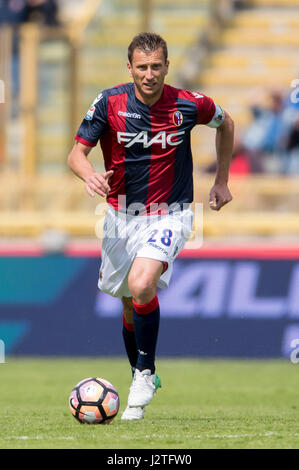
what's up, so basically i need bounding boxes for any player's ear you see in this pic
[165,60,169,75]
[127,61,133,77]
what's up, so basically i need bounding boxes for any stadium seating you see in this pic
[28,0,210,173]
[251,0,299,5]
[1,0,299,240]
[0,171,299,238]
[192,3,299,171]
[80,0,209,99]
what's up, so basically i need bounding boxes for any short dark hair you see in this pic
[128,32,168,64]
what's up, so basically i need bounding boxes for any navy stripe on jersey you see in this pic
[124,85,152,210]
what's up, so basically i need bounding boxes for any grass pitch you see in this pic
[0,357,299,449]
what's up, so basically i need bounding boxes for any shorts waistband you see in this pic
[107,203,191,219]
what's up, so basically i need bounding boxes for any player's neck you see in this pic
[134,84,164,107]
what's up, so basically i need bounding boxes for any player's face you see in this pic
[128,47,169,106]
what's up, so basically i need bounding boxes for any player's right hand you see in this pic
[85,170,114,198]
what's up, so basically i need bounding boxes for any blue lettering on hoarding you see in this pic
[95,261,299,319]
[228,263,287,318]
[157,262,229,318]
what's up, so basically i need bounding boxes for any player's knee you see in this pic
[128,276,156,304]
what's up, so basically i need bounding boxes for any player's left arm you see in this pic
[209,110,234,211]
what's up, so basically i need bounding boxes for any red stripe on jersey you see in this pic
[177,89,216,124]
[146,89,177,211]
[75,135,97,147]
[102,92,128,211]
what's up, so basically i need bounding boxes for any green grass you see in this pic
[0,357,299,449]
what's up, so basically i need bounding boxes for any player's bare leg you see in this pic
[128,257,164,304]
[122,296,134,323]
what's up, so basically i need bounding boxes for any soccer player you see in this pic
[67,33,234,420]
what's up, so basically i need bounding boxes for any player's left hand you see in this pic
[209,183,232,211]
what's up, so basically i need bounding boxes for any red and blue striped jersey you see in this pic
[75,83,224,213]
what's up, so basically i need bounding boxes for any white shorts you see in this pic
[98,205,193,298]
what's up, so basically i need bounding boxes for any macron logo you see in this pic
[138,350,148,356]
[118,110,141,119]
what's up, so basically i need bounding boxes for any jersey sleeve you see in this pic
[205,102,225,128]
[75,92,108,147]
[192,92,225,128]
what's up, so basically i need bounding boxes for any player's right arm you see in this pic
[67,142,113,198]
[67,91,113,197]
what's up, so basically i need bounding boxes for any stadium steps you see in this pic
[1,173,299,237]
[222,29,299,47]
[34,0,210,172]
[1,209,298,238]
[251,0,299,6]
[74,0,210,169]
[210,53,299,69]
[199,7,299,92]
[56,0,84,24]
[10,0,299,238]
[200,70,295,87]
[112,0,211,9]
[84,29,204,48]
[79,4,209,95]
[192,4,299,168]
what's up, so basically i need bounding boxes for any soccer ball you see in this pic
[69,377,119,424]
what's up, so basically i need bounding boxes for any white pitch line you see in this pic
[0,431,295,442]
[141,431,287,440]
[0,436,75,441]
